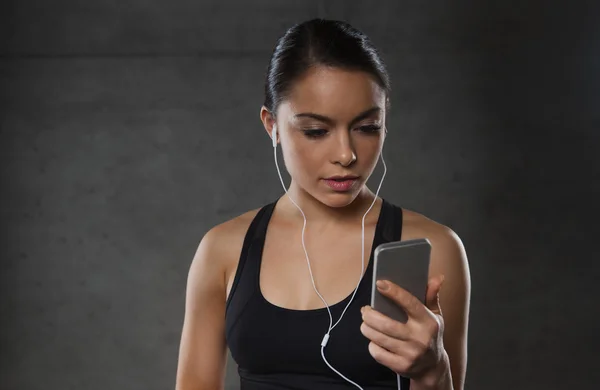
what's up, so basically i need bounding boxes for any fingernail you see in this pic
[376,280,388,290]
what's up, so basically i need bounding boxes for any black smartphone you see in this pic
[370,238,431,323]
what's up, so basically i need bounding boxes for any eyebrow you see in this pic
[293,107,381,127]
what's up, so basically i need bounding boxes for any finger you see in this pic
[361,306,410,340]
[367,341,410,375]
[425,274,445,315]
[360,321,409,354]
[375,280,427,320]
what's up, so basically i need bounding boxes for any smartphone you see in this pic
[370,238,431,323]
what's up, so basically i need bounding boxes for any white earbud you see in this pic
[272,123,278,148]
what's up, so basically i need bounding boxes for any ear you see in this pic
[260,106,276,142]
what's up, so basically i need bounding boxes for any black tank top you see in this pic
[225,198,409,390]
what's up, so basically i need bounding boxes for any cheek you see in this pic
[281,142,327,183]
[355,137,383,164]
[287,140,322,166]
[281,142,315,173]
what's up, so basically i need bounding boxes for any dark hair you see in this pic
[264,18,391,115]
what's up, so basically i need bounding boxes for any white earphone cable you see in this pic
[271,124,401,390]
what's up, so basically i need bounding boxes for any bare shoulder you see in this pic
[195,207,262,267]
[199,207,262,260]
[190,207,263,292]
[400,208,469,275]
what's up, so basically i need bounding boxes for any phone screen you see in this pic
[370,238,431,323]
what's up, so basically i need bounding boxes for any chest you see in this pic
[259,222,378,311]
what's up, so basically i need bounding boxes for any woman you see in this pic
[176,19,470,390]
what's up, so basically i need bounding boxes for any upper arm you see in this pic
[430,227,471,390]
[175,227,229,390]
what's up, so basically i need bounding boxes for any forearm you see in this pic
[409,351,454,390]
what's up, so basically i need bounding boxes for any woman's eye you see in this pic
[302,129,328,138]
[358,125,382,133]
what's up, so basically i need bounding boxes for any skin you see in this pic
[175,65,471,390]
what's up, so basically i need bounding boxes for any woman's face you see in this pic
[268,65,387,209]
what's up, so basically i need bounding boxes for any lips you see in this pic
[325,175,359,181]
[323,175,359,192]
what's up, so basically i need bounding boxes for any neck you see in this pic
[280,183,381,226]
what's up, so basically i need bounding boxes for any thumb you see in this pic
[425,274,445,315]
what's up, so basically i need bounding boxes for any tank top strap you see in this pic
[378,199,404,243]
[225,199,277,314]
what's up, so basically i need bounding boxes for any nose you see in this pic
[331,130,357,167]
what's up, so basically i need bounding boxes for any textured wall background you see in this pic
[1,1,598,389]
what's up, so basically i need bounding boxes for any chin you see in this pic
[317,190,362,208]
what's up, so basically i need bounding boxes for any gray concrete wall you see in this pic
[1,1,598,389]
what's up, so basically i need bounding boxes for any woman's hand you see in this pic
[360,275,451,388]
